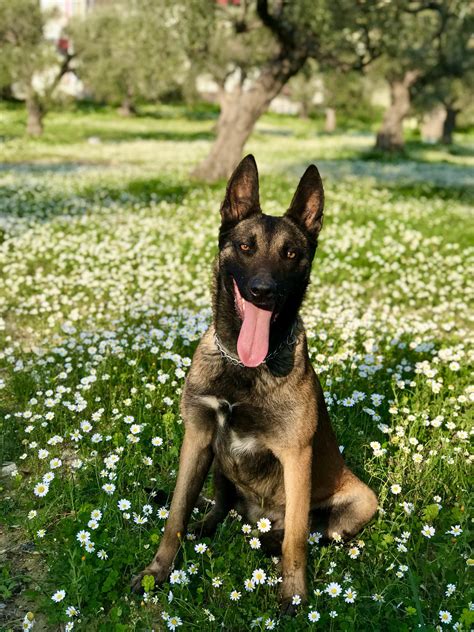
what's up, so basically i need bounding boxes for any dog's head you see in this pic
[217,154,324,367]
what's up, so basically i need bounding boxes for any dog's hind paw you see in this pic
[130,564,168,594]
[130,571,147,594]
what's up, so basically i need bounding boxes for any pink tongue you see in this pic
[237,300,272,367]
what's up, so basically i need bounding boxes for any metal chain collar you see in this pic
[213,323,298,368]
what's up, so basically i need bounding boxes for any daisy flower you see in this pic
[326,582,342,598]
[308,610,320,622]
[90,509,102,520]
[446,524,462,536]
[421,524,435,538]
[439,610,452,624]
[157,507,169,519]
[51,590,66,603]
[167,615,182,630]
[34,482,49,497]
[344,587,357,603]
[256,517,271,533]
[252,568,266,585]
[65,606,79,617]
[348,546,360,559]
[244,578,255,591]
[76,530,90,545]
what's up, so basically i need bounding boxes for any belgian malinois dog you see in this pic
[132,155,377,613]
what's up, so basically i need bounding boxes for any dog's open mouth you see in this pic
[233,279,273,368]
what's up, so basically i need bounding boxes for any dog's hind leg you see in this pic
[311,469,377,541]
[190,465,236,537]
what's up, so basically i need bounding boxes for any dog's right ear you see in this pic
[220,154,261,226]
[285,165,324,242]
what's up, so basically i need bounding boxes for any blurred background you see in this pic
[0,0,473,181]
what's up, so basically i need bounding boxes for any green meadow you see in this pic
[0,103,472,631]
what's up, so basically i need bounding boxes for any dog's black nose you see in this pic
[249,277,276,299]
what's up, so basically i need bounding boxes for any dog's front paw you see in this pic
[130,562,169,594]
[279,575,307,618]
[279,597,298,617]
[279,592,307,617]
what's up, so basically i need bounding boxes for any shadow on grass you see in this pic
[0,174,200,229]
[283,158,473,201]
[360,139,474,161]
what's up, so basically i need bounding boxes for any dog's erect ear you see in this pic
[220,154,261,226]
[285,165,324,240]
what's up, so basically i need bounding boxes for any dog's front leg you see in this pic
[276,444,312,615]
[131,424,213,592]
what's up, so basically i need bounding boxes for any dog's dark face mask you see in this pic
[217,155,325,368]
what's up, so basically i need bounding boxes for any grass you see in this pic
[0,102,473,631]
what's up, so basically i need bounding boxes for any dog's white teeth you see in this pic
[241,298,246,313]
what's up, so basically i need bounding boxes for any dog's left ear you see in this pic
[220,154,261,226]
[285,165,324,240]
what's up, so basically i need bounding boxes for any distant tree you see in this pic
[415,76,474,144]
[191,0,382,181]
[374,0,473,151]
[70,0,209,115]
[321,71,376,132]
[288,65,375,132]
[0,0,74,135]
[286,60,321,120]
[412,2,474,145]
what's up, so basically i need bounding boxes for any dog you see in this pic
[131,155,377,613]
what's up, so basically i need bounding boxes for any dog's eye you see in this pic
[240,243,251,252]
[286,249,297,259]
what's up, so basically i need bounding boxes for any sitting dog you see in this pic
[132,155,377,613]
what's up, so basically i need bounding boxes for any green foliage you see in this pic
[69,0,211,109]
[0,0,63,93]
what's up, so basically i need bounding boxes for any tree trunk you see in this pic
[324,107,336,133]
[118,95,136,116]
[441,107,458,145]
[26,94,44,136]
[420,106,445,143]
[192,54,306,182]
[375,70,419,151]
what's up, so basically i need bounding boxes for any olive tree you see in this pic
[70,0,209,115]
[0,0,74,135]
[191,0,382,181]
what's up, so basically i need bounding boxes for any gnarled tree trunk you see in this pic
[375,70,419,151]
[441,106,458,145]
[192,54,306,182]
[26,94,44,136]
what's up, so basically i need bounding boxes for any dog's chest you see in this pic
[200,396,280,487]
